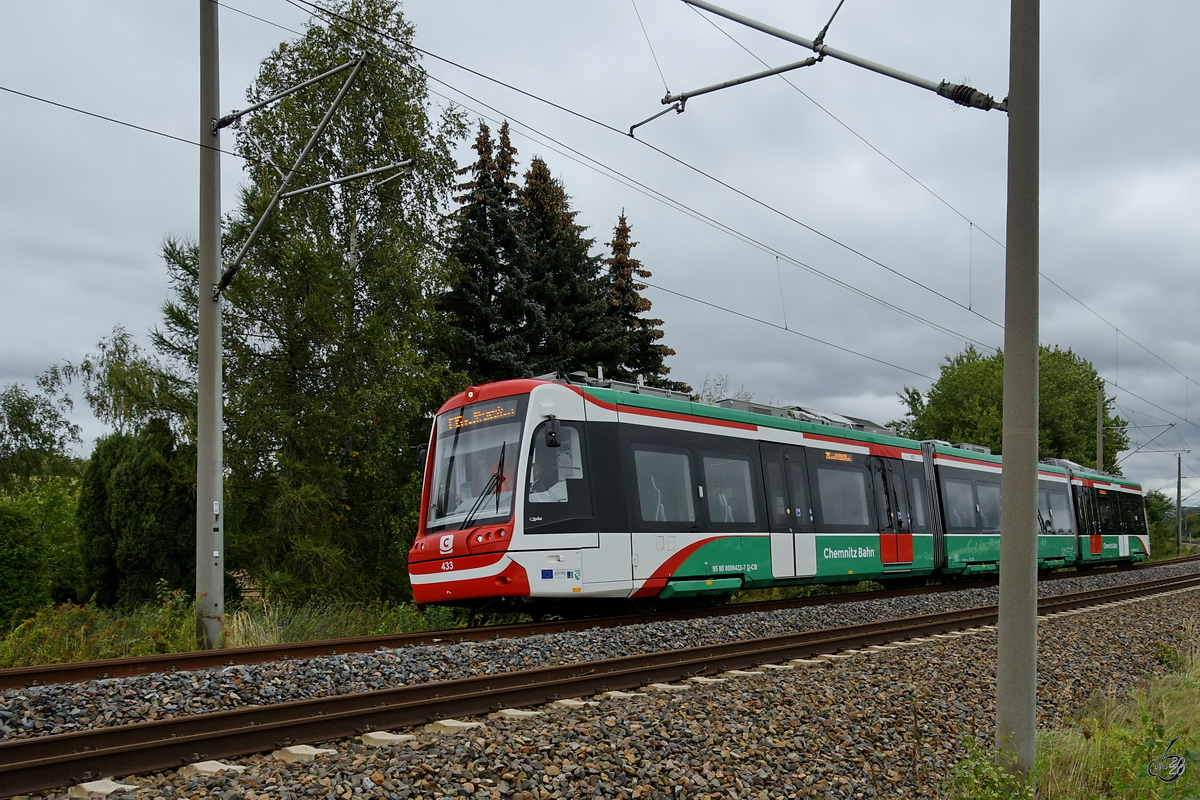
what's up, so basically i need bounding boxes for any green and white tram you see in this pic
[408,373,1149,608]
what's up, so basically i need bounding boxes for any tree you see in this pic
[693,374,754,404]
[519,156,610,376]
[440,121,541,383]
[0,371,85,609]
[76,421,195,609]
[12,477,83,604]
[0,500,50,629]
[151,0,464,600]
[0,371,81,494]
[1144,489,1179,559]
[77,433,125,607]
[893,345,1129,471]
[75,327,187,437]
[601,213,690,393]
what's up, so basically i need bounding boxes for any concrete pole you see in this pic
[197,0,224,649]
[1096,385,1104,471]
[995,0,1040,780]
[1178,453,1183,555]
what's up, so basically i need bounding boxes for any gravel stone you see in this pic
[10,561,1200,798]
[4,561,1197,745]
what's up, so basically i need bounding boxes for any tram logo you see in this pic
[1147,735,1187,783]
[439,534,454,555]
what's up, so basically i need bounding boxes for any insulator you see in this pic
[937,81,999,111]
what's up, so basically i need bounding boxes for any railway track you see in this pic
[3,555,1193,691]
[2,569,1198,798]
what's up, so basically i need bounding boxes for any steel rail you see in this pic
[5,556,1190,691]
[2,572,1198,798]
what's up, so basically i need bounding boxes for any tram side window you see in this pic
[1075,486,1098,535]
[524,421,593,532]
[1039,484,1073,534]
[977,480,1002,534]
[1038,488,1052,533]
[1118,492,1146,535]
[633,448,696,523]
[813,464,873,529]
[943,478,977,533]
[904,464,930,532]
[703,454,756,524]
[764,460,789,529]
[872,462,896,532]
[527,423,585,504]
[1096,490,1118,534]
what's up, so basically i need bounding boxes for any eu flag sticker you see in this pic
[541,569,553,580]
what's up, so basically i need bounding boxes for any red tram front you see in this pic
[408,379,603,604]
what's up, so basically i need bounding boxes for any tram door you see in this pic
[762,443,816,578]
[872,458,913,564]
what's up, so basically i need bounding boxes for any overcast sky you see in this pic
[2,1,1198,500]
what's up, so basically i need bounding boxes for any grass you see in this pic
[1032,618,1200,799]
[0,591,466,667]
[945,619,1200,800]
[222,598,463,648]
[0,586,196,668]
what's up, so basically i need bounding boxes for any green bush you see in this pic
[77,422,194,610]
[0,498,51,630]
[9,476,83,603]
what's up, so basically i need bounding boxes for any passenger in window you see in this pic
[529,461,567,503]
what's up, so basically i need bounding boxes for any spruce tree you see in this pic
[441,121,541,382]
[519,156,609,376]
[602,213,690,392]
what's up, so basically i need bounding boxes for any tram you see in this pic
[407,373,1149,608]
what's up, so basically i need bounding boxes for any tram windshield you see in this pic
[426,395,527,532]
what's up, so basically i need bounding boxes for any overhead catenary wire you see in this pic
[282,0,1005,332]
[272,0,1002,354]
[421,81,999,354]
[640,280,938,381]
[154,0,1200,403]
[630,0,671,94]
[0,72,998,369]
[6,1,1199,470]
[0,83,937,408]
[0,29,966,389]
[680,2,1200,394]
[4,92,1197,496]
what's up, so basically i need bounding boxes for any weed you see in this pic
[1034,660,1200,798]
[944,737,1035,800]
[0,583,197,667]
[222,598,465,648]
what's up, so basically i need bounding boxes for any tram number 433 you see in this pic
[441,561,454,571]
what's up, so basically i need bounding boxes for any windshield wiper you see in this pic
[462,441,508,530]
[461,472,498,530]
[494,441,506,515]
